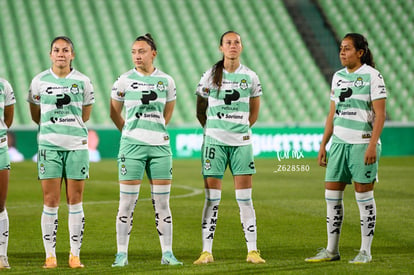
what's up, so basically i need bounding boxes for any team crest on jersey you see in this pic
[204,159,211,170]
[156,81,165,91]
[239,79,248,90]
[354,77,364,88]
[70,84,80,94]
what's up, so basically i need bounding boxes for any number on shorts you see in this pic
[204,147,215,159]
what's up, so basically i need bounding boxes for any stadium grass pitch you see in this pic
[5,156,414,274]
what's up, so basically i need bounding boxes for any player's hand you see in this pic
[364,144,377,165]
[318,147,327,167]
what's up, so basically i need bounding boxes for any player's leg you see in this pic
[38,150,63,268]
[231,145,264,263]
[65,150,89,268]
[349,144,380,264]
[0,149,10,269]
[147,145,181,265]
[306,143,350,262]
[194,143,225,264]
[113,145,145,267]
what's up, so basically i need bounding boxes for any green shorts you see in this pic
[118,144,172,181]
[37,149,89,180]
[0,146,10,170]
[201,143,256,178]
[325,143,381,184]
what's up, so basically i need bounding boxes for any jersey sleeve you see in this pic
[83,77,95,105]
[166,76,176,102]
[3,80,16,106]
[250,72,262,97]
[27,78,40,105]
[195,70,212,98]
[111,77,125,102]
[370,70,387,101]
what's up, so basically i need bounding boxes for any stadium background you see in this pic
[0,0,413,159]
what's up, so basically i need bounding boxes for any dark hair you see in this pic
[50,36,75,68]
[135,33,157,51]
[212,31,241,91]
[343,33,375,68]
[50,36,75,53]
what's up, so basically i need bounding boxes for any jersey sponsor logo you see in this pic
[50,117,76,124]
[223,89,240,105]
[362,133,372,139]
[216,112,243,120]
[56,94,71,108]
[141,90,157,104]
[339,87,352,102]
[336,110,356,116]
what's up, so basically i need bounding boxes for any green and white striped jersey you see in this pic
[196,64,262,146]
[28,69,95,150]
[111,68,176,146]
[0,78,16,148]
[331,64,387,144]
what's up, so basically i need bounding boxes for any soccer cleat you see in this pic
[305,248,340,262]
[43,256,57,269]
[161,251,183,265]
[69,253,84,268]
[112,252,128,267]
[246,250,266,264]
[193,251,214,264]
[0,256,10,269]
[349,250,372,264]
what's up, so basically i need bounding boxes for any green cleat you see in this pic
[305,248,340,263]
[112,252,128,267]
[161,251,183,265]
[349,250,372,264]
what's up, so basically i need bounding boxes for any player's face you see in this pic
[339,37,363,72]
[131,41,156,73]
[220,33,243,60]
[50,39,74,69]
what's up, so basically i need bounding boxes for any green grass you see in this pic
[5,156,414,274]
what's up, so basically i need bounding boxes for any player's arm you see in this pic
[318,100,335,167]
[364,98,386,165]
[249,96,260,127]
[164,100,175,126]
[196,95,208,127]
[29,103,41,125]
[110,99,125,131]
[82,104,93,122]
[4,105,14,128]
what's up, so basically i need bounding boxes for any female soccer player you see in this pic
[110,33,182,267]
[0,78,15,269]
[305,33,387,264]
[28,36,95,269]
[193,31,265,264]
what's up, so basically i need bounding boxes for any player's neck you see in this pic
[136,65,155,76]
[224,58,240,73]
[52,66,72,78]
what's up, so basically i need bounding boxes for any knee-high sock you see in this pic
[236,188,257,252]
[355,191,376,255]
[151,184,173,253]
[116,184,140,254]
[41,206,58,258]
[200,189,221,253]
[325,190,344,254]
[68,203,85,257]
[0,209,9,256]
